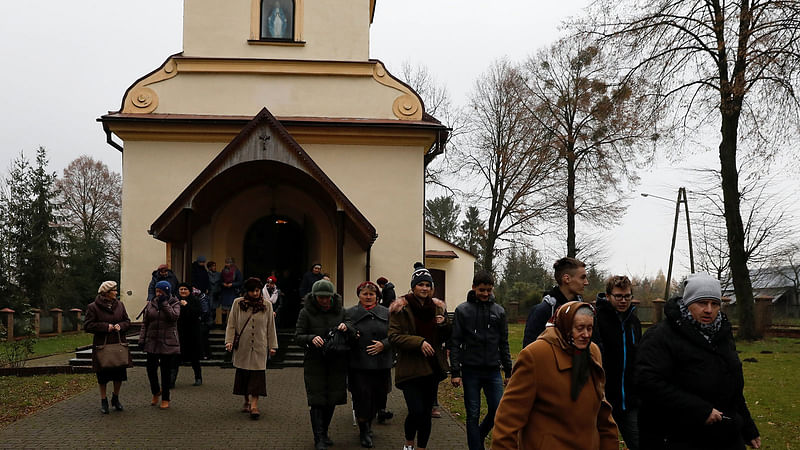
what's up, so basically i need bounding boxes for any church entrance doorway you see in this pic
[243,214,306,327]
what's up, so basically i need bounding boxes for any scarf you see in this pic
[570,349,592,401]
[679,302,723,342]
[222,265,237,284]
[240,292,266,313]
[363,302,377,311]
[406,293,436,343]
[552,301,595,401]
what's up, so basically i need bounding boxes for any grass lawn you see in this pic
[0,374,95,427]
[30,333,93,357]
[439,323,800,449]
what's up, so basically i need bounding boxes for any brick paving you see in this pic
[0,366,468,449]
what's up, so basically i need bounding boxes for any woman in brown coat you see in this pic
[139,280,181,409]
[388,265,450,450]
[84,281,130,414]
[224,277,278,420]
[492,301,618,450]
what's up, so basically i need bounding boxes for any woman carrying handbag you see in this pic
[84,281,131,414]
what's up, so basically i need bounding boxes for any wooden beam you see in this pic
[336,211,345,296]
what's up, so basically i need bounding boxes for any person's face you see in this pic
[155,288,165,297]
[473,283,493,302]
[208,263,216,272]
[316,295,332,308]
[248,288,261,298]
[571,313,594,350]
[312,265,321,275]
[358,288,378,307]
[412,281,432,299]
[608,287,633,313]
[104,289,118,300]
[158,269,168,277]
[688,299,721,324]
[563,267,589,296]
[178,286,190,298]
[267,279,275,288]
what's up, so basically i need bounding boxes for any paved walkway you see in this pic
[0,366,468,449]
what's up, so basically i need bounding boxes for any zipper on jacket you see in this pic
[620,319,627,411]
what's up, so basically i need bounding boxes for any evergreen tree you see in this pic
[458,206,485,269]
[424,196,460,242]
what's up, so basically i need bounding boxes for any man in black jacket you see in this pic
[522,256,588,347]
[594,275,642,450]
[449,271,512,450]
[636,273,761,450]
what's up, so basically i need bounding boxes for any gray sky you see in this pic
[0,1,796,281]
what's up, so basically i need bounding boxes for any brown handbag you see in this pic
[94,330,130,370]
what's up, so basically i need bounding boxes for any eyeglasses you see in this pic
[611,294,632,301]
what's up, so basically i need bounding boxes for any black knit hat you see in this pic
[410,264,434,289]
[243,277,263,292]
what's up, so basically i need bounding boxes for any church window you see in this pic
[260,0,295,40]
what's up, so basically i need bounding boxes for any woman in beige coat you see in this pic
[225,277,278,419]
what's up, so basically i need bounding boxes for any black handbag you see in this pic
[321,328,350,357]
[94,330,130,370]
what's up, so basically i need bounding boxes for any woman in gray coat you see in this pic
[139,280,181,409]
[224,277,278,420]
[345,281,393,448]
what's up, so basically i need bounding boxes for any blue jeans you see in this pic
[462,367,504,450]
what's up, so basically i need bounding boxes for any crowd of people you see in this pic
[83,255,762,449]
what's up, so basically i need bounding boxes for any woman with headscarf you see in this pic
[491,301,618,450]
[174,282,204,387]
[84,281,130,414]
[220,257,243,312]
[345,281,392,448]
[636,273,761,450]
[139,280,181,409]
[224,277,278,420]
[388,265,451,450]
[295,279,350,450]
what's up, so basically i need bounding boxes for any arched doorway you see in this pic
[243,214,306,327]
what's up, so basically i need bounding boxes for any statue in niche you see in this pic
[266,1,290,39]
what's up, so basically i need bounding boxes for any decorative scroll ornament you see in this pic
[393,94,419,118]
[130,87,157,113]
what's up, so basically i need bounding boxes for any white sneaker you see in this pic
[403,446,415,450]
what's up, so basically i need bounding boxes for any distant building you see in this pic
[722,266,800,318]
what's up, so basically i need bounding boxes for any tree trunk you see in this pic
[482,236,496,274]
[566,155,577,257]
[719,112,758,339]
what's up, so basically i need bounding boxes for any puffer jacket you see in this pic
[522,285,583,348]
[636,298,759,450]
[449,290,512,378]
[138,295,181,355]
[594,293,641,415]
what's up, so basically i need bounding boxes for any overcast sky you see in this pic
[0,1,796,281]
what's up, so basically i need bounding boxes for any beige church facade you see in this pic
[101,0,476,314]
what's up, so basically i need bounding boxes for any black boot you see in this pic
[193,378,202,386]
[358,421,373,448]
[111,394,123,411]
[322,406,335,446]
[310,408,328,450]
[170,367,178,389]
[100,398,109,414]
[376,409,393,424]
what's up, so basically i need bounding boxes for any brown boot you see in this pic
[160,400,170,409]
[151,391,161,406]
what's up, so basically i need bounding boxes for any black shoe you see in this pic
[100,398,109,414]
[311,408,328,450]
[358,421,373,448]
[376,409,393,424]
[193,378,202,386]
[322,434,334,446]
[111,395,123,411]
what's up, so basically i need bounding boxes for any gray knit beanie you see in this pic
[681,273,722,306]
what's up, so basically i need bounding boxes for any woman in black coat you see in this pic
[345,281,393,448]
[636,273,760,450]
[84,281,130,414]
[175,282,203,386]
[295,279,351,450]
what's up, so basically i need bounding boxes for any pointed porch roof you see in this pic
[149,107,377,249]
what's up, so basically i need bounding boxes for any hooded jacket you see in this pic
[449,290,512,378]
[147,269,179,302]
[522,285,583,348]
[636,298,759,450]
[492,301,618,450]
[138,295,181,355]
[593,293,641,414]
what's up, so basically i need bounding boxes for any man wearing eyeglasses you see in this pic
[594,275,642,450]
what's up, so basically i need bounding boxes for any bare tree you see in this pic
[518,37,656,258]
[56,156,121,256]
[456,59,560,272]
[584,0,800,339]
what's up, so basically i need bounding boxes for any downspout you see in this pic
[102,121,124,152]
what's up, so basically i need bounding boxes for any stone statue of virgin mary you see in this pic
[267,1,289,39]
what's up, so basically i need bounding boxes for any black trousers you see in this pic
[146,354,175,401]
[400,375,439,448]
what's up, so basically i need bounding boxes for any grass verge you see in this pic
[439,324,800,449]
[0,374,95,427]
[30,333,93,357]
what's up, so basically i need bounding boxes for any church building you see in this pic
[100,0,476,314]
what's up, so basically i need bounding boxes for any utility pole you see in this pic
[663,187,694,301]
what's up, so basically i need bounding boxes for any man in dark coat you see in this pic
[299,263,324,298]
[522,257,588,347]
[191,256,210,294]
[377,276,396,308]
[147,264,179,302]
[636,273,760,450]
[594,275,642,450]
